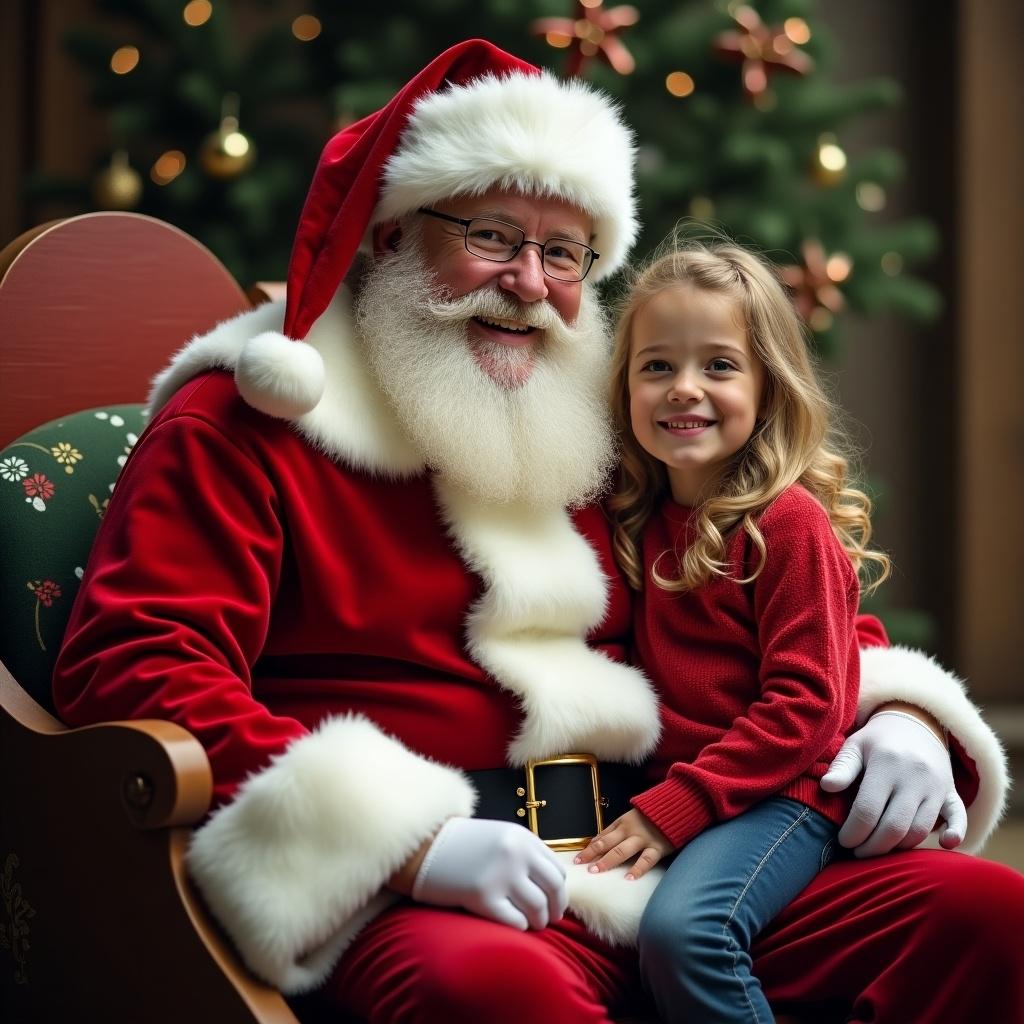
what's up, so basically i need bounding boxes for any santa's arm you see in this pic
[847,617,1008,853]
[53,407,475,992]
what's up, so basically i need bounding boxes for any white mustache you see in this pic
[425,288,564,333]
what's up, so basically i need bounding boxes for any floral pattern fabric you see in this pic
[0,404,147,711]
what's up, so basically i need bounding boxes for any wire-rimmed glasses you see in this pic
[418,207,599,282]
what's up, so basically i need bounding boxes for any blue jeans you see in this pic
[638,797,838,1024]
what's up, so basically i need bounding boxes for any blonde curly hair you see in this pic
[608,235,891,595]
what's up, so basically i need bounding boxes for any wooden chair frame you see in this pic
[0,213,299,1022]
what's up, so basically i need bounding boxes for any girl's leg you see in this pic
[753,850,1024,1024]
[319,902,640,1024]
[638,798,836,1024]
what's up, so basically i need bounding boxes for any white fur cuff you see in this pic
[186,715,476,993]
[858,644,1009,852]
[562,853,663,947]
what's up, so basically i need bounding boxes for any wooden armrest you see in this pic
[0,659,212,829]
[0,660,298,1023]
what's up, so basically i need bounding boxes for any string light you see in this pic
[545,32,573,48]
[151,150,187,186]
[665,71,695,97]
[292,15,321,41]
[784,18,811,44]
[856,182,887,212]
[817,135,847,174]
[826,254,852,283]
[812,133,847,186]
[183,0,212,27]
[881,252,903,276]
[110,46,139,75]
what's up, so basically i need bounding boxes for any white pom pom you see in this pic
[235,332,325,419]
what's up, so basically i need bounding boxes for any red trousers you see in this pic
[320,850,1024,1024]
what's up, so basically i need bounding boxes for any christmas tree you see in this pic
[312,0,941,356]
[32,0,939,642]
[40,0,940,356]
[33,0,327,282]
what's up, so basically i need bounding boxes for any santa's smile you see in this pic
[471,315,538,347]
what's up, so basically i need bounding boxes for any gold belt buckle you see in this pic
[522,753,606,852]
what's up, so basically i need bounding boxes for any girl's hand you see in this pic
[573,808,674,880]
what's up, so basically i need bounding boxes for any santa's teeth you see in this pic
[478,317,530,332]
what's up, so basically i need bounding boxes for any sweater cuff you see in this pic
[631,776,715,849]
[186,714,476,993]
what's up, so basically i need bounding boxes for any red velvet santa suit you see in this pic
[52,289,1020,1023]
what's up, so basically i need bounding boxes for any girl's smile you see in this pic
[659,417,716,436]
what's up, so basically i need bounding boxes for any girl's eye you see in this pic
[708,358,735,373]
[642,360,671,373]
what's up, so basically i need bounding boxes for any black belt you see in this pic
[468,755,644,852]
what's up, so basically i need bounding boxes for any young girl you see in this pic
[575,238,891,1023]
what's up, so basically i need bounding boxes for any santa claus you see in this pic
[54,39,1021,1024]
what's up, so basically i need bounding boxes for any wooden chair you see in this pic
[0,213,299,1023]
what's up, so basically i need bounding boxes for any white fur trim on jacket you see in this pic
[153,292,1010,980]
[435,478,662,766]
[858,644,1009,853]
[147,290,425,476]
[376,71,638,280]
[148,295,285,412]
[562,854,663,948]
[186,715,476,994]
[152,295,1010,855]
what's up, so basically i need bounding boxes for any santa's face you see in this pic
[355,212,616,510]
[377,186,592,388]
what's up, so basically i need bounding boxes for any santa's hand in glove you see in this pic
[821,709,967,858]
[411,817,568,930]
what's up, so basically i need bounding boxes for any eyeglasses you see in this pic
[418,208,599,282]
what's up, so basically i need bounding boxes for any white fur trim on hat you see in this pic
[376,71,638,280]
[234,330,326,419]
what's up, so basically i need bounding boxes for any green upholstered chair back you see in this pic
[0,211,252,714]
[0,405,148,711]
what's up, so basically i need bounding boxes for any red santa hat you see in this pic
[235,38,638,419]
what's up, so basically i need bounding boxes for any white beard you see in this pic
[352,237,617,510]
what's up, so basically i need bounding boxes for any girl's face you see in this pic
[628,283,765,505]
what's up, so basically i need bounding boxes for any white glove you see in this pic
[821,710,968,858]
[412,817,568,930]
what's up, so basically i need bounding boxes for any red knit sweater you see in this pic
[630,484,860,849]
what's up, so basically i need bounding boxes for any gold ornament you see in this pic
[200,93,255,180]
[811,133,847,187]
[91,150,143,210]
